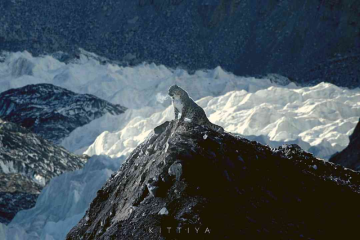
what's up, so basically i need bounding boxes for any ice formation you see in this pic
[3,155,123,240]
[1,51,359,239]
[83,83,359,159]
[1,51,359,160]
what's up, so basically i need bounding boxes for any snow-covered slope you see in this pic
[81,83,360,159]
[0,51,284,108]
[0,51,296,150]
[1,51,359,160]
[0,119,88,224]
[0,119,87,185]
[0,83,126,143]
[3,155,123,240]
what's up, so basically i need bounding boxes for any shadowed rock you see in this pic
[67,119,360,239]
[1,0,360,87]
[0,84,127,144]
[330,118,360,170]
[0,119,88,224]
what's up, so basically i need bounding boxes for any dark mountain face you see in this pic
[0,174,40,224]
[0,84,127,143]
[67,120,360,240]
[330,118,360,171]
[1,0,359,87]
[0,119,88,224]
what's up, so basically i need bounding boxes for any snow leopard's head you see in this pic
[168,85,188,99]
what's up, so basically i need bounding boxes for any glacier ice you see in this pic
[0,51,280,109]
[0,51,291,154]
[2,155,123,240]
[82,83,359,159]
[0,50,359,239]
[1,51,359,160]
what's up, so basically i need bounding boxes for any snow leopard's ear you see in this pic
[168,85,177,96]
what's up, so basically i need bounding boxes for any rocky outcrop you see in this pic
[330,118,360,171]
[1,0,359,87]
[0,192,37,225]
[0,119,88,224]
[0,84,126,143]
[67,120,360,239]
[0,173,40,224]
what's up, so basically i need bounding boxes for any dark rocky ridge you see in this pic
[0,84,127,143]
[1,0,360,88]
[0,173,40,224]
[0,192,38,225]
[330,118,360,171]
[68,120,360,239]
[0,119,88,224]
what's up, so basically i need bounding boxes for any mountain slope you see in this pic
[4,155,123,240]
[0,173,40,224]
[80,82,360,160]
[330,118,360,170]
[0,0,359,87]
[0,84,127,143]
[3,52,358,160]
[68,120,360,239]
[0,119,88,224]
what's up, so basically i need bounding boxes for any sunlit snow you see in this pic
[1,51,359,161]
[83,83,359,159]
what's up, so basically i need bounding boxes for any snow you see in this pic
[0,51,279,109]
[33,174,46,187]
[3,155,123,240]
[80,83,359,159]
[0,160,16,174]
[1,51,359,161]
[0,50,358,239]
[0,223,6,240]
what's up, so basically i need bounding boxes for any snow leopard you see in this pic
[168,85,224,133]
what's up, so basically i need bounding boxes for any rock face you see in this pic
[0,173,40,224]
[0,84,127,143]
[0,192,37,225]
[67,120,360,239]
[330,118,360,170]
[0,119,88,224]
[1,0,359,87]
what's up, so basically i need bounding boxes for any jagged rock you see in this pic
[168,161,183,181]
[0,119,88,184]
[0,173,42,194]
[158,207,169,216]
[0,192,37,225]
[67,120,360,239]
[146,173,172,198]
[0,83,127,143]
[0,173,40,223]
[0,119,88,224]
[146,177,161,197]
[330,118,360,170]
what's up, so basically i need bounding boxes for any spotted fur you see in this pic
[168,85,224,133]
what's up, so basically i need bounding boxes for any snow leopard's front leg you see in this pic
[178,105,188,122]
[173,100,180,120]
[174,107,180,120]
